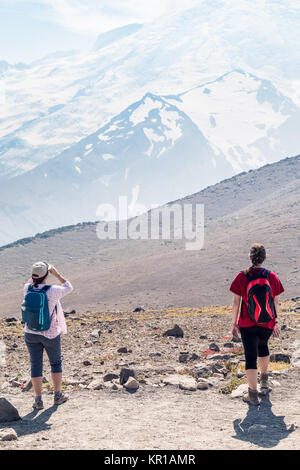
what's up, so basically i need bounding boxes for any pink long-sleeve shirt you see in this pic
[23,279,73,339]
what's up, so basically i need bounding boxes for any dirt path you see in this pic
[1,369,299,450]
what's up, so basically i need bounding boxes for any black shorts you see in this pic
[239,326,273,370]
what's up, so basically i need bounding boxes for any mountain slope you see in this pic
[0,154,299,316]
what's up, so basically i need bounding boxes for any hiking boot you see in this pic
[32,399,44,410]
[243,387,260,406]
[54,392,69,406]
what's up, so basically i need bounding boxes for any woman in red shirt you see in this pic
[230,244,284,405]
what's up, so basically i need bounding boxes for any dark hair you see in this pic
[32,273,48,288]
[246,243,266,272]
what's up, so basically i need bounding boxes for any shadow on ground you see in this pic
[0,405,58,438]
[233,395,295,448]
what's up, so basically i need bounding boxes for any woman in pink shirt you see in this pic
[24,262,73,409]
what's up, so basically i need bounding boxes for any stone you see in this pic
[163,324,184,338]
[103,373,119,382]
[0,398,20,423]
[207,354,234,361]
[90,329,101,339]
[149,352,162,358]
[0,428,18,441]
[236,369,245,378]
[232,336,242,343]
[83,360,92,366]
[179,352,200,363]
[133,307,145,313]
[209,343,220,352]
[231,384,248,398]
[162,374,196,391]
[87,380,103,390]
[9,380,20,388]
[118,347,128,354]
[123,377,139,391]
[5,318,17,323]
[223,342,234,348]
[22,380,33,392]
[120,368,136,385]
[197,378,211,390]
[199,335,208,340]
[270,353,291,364]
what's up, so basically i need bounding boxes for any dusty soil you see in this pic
[0,303,299,450]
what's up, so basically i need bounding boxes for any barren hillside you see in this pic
[0,154,299,316]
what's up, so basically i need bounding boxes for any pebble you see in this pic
[0,428,18,441]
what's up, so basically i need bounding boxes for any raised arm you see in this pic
[49,265,68,284]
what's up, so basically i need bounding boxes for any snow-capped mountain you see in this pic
[0,93,234,245]
[0,1,299,179]
[167,70,300,172]
[1,68,300,245]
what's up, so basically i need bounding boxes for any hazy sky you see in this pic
[0,0,195,63]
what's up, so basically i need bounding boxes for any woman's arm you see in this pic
[273,295,281,338]
[232,294,241,338]
[49,265,68,284]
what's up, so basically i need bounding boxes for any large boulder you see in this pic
[0,398,20,423]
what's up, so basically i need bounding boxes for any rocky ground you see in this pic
[0,300,299,450]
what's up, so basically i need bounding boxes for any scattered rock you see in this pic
[87,380,104,391]
[199,335,208,340]
[149,352,162,358]
[196,378,212,390]
[83,360,92,366]
[223,342,234,348]
[5,318,17,323]
[9,380,20,388]
[64,310,76,315]
[179,352,200,363]
[232,337,242,343]
[209,343,220,352]
[211,363,228,376]
[123,377,139,391]
[118,347,129,354]
[162,374,196,391]
[163,324,184,338]
[0,428,18,441]
[120,368,136,385]
[207,354,234,361]
[133,307,145,313]
[270,353,291,364]
[103,373,119,382]
[89,330,101,339]
[231,384,249,398]
[0,398,20,423]
[22,380,33,392]
[236,369,245,378]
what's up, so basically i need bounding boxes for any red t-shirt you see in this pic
[230,267,284,329]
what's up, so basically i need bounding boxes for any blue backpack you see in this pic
[22,285,56,332]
